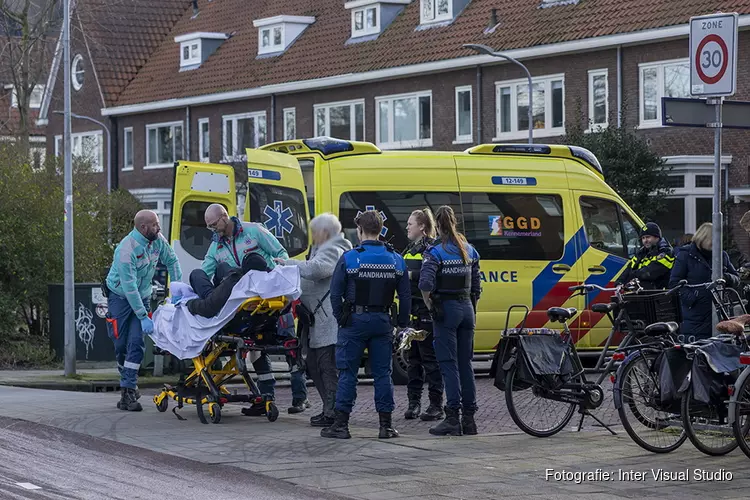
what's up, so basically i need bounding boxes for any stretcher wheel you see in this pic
[208,403,222,424]
[267,402,279,422]
[154,395,168,413]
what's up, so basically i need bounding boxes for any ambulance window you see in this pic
[619,207,640,258]
[461,193,564,261]
[580,197,629,258]
[180,201,223,260]
[298,158,315,216]
[247,183,309,257]
[338,191,461,252]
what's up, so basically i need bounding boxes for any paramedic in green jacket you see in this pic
[189,204,309,416]
[105,210,182,412]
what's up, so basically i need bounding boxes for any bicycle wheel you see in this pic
[681,386,738,456]
[616,351,686,453]
[505,363,576,437]
[732,372,750,458]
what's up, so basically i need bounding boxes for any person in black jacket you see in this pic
[668,222,740,340]
[616,222,675,290]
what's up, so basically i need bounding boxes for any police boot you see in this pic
[461,407,478,436]
[320,410,351,439]
[420,394,444,421]
[404,394,421,420]
[378,412,399,439]
[429,407,462,436]
[117,388,142,412]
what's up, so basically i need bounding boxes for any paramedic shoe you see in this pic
[310,413,335,427]
[241,402,267,417]
[288,398,309,414]
[117,388,142,412]
[134,386,141,400]
[461,407,478,436]
[429,407,462,436]
[420,395,444,421]
[404,396,421,420]
[320,410,351,439]
[378,412,399,439]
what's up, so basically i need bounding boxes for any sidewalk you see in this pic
[0,379,747,499]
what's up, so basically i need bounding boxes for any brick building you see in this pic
[40,0,750,255]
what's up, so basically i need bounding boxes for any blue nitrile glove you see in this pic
[171,295,182,304]
[140,316,154,334]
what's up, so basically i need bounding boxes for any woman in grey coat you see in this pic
[275,213,353,427]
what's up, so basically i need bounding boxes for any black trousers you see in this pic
[407,320,443,400]
[307,344,338,418]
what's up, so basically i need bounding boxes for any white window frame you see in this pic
[638,58,691,129]
[198,118,210,163]
[6,84,45,109]
[351,5,380,37]
[54,131,104,172]
[145,121,184,169]
[222,111,266,161]
[180,40,201,67]
[587,69,609,130]
[493,74,566,141]
[454,85,473,144]
[71,54,84,91]
[123,127,134,171]
[420,0,453,25]
[283,108,296,141]
[258,25,285,55]
[129,188,173,236]
[313,99,365,141]
[375,90,433,150]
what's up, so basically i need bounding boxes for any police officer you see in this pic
[105,210,182,411]
[322,210,411,439]
[419,205,481,436]
[402,208,444,421]
[616,222,674,290]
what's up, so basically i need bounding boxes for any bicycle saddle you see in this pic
[644,322,679,337]
[547,307,577,323]
[591,302,615,314]
[716,314,750,336]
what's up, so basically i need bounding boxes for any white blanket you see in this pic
[150,267,301,360]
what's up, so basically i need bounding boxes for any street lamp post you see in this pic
[62,0,74,377]
[463,44,534,144]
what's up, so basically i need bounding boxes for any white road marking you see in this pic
[16,482,42,490]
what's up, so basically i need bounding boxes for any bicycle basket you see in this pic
[620,290,682,330]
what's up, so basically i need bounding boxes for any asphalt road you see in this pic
[0,417,346,500]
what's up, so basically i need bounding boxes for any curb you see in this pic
[0,379,178,393]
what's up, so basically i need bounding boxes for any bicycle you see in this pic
[728,316,750,458]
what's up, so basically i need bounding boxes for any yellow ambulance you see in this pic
[169,137,644,383]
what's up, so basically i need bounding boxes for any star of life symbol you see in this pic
[357,205,388,238]
[263,200,294,238]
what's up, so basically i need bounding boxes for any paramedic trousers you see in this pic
[335,313,395,414]
[307,344,338,418]
[106,292,146,389]
[433,300,477,411]
[407,318,443,400]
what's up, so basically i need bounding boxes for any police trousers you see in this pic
[335,313,395,414]
[407,318,443,400]
[106,292,146,389]
[433,300,477,411]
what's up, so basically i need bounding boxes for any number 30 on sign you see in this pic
[689,12,739,97]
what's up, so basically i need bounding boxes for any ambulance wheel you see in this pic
[267,402,279,422]
[208,403,222,424]
[155,395,168,413]
[391,352,409,386]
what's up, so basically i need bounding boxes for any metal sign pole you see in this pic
[708,96,723,333]
[63,0,76,376]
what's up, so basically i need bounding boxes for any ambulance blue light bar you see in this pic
[568,146,603,175]
[302,137,354,155]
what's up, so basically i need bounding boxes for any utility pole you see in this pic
[63,0,76,376]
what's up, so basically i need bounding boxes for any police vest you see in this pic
[430,242,477,297]
[344,243,404,308]
[403,238,435,314]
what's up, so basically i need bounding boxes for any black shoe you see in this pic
[288,398,309,414]
[134,386,141,400]
[378,412,399,439]
[461,408,478,435]
[404,398,421,420]
[241,402,267,416]
[429,407,462,436]
[321,410,351,439]
[117,388,142,412]
[311,414,335,427]
[420,395,444,421]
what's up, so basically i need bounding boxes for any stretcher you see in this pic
[152,295,304,424]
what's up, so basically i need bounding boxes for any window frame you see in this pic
[123,127,134,171]
[283,107,296,141]
[258,25,285,55]
[145,120,184,169]
[179,40,201,67]
[198,118,210,163]
[587,69,609,130]
[222,111,267,162]
[8,84,45,109]
[375,90,433,150]
[638,58,690,129]
[54,130,104,172]
[71,54,84,91]
[420,0,453,25]
[313,99,365,141]
[493,74,566,141]
[454,85,473,144]
[351,5,380,37]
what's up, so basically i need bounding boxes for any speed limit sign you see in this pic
[690,12,739,96]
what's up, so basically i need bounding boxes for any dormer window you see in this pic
[353,5,379,36]
[253,15,315,57]
[421,0,451,24]
[345,0,410,42]
[174,32,229,70]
